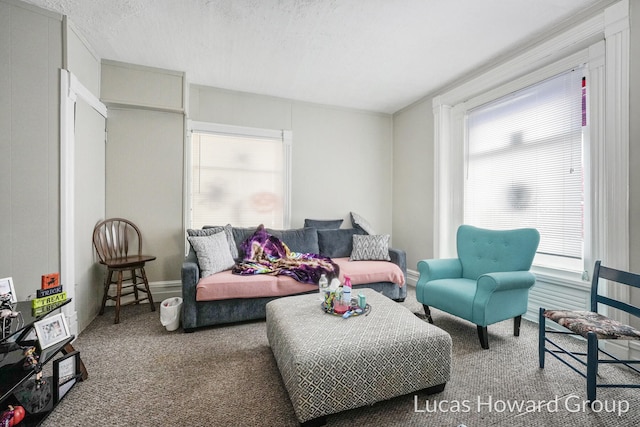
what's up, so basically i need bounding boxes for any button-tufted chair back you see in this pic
[456,225,540,280]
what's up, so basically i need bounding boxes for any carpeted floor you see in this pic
[41,287,640,426]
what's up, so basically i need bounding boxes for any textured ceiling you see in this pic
[24,0,608,113]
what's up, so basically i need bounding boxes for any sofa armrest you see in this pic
[388,247,407,277]
[417,258,462,283]
[181,249,200,331]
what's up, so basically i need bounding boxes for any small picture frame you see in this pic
[33,313,70,350]
[39,345,61,363]
[53,351,81,403]
[0,276,17,303]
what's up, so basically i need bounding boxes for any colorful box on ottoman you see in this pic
[266,289,452,426]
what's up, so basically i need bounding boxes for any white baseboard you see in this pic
[406,268,418,287]
[150,280,182,301]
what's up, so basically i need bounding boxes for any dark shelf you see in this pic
[2,375,59,427]
[1,299,82,426]
[0,336,74,402]
[1,299,71,345]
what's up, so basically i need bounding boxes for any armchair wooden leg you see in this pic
[514,315,522,336]
[422,305,434,324]
[477,326,489,349]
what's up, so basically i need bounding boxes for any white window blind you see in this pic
[464,68,585,265]
[190,128,288,229]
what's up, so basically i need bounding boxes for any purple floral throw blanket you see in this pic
[232,225,339,285]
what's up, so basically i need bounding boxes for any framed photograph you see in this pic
[33,313,70,350]
[0,276,17,303]
[39,344,61,363]
[53,350,81,403]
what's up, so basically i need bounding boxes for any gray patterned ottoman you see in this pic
[266,289,452,426]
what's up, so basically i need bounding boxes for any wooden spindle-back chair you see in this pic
[93,218,156,324]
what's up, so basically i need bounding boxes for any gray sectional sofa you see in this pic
[181,224,407,331]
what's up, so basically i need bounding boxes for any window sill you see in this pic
[531,264,590,290]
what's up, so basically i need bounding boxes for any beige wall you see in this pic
[66,22,101,97]
[98,80,393,287]
[104,108,185,283]
[100,61,186,288]
[0,0,105,333]
[392,100,434,277]
[190,85,394,235]
[0,0,62,299]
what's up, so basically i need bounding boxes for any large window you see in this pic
[187,122,291,230]
[464,69,585,271]
[434,2,629,287]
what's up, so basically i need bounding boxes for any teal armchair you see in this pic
[416,225,540,349]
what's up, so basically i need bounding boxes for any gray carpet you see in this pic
[41,287,640,426]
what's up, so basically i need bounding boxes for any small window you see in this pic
[188,123,291,229]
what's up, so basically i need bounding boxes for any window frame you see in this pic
[184,121,292,238]
[432,0,629,288]
[463,64,588,274]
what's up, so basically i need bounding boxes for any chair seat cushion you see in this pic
[101,255,156,268]
[421,278,477,321]
[544,309,640,340]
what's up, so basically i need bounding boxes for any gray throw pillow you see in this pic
[188,224,238,259]
[303,218,344,229]
[350,212,375,235]
[266,227,319,254]
[350,234,391,261]
[317,228,365,258]
[187,231,236,278]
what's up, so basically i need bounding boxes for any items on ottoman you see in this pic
[266,289,452,426]
[181,220,407,331]
[416,224,540,349]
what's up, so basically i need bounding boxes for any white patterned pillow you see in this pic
[350,212,375,235]
[187,224,238,259]
[187,231,236,278]
[350,234,391,261]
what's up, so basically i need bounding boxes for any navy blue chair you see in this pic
[539,260,640,403]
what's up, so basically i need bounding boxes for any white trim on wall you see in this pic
[104,280,182,306]
[60,69,107,337]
